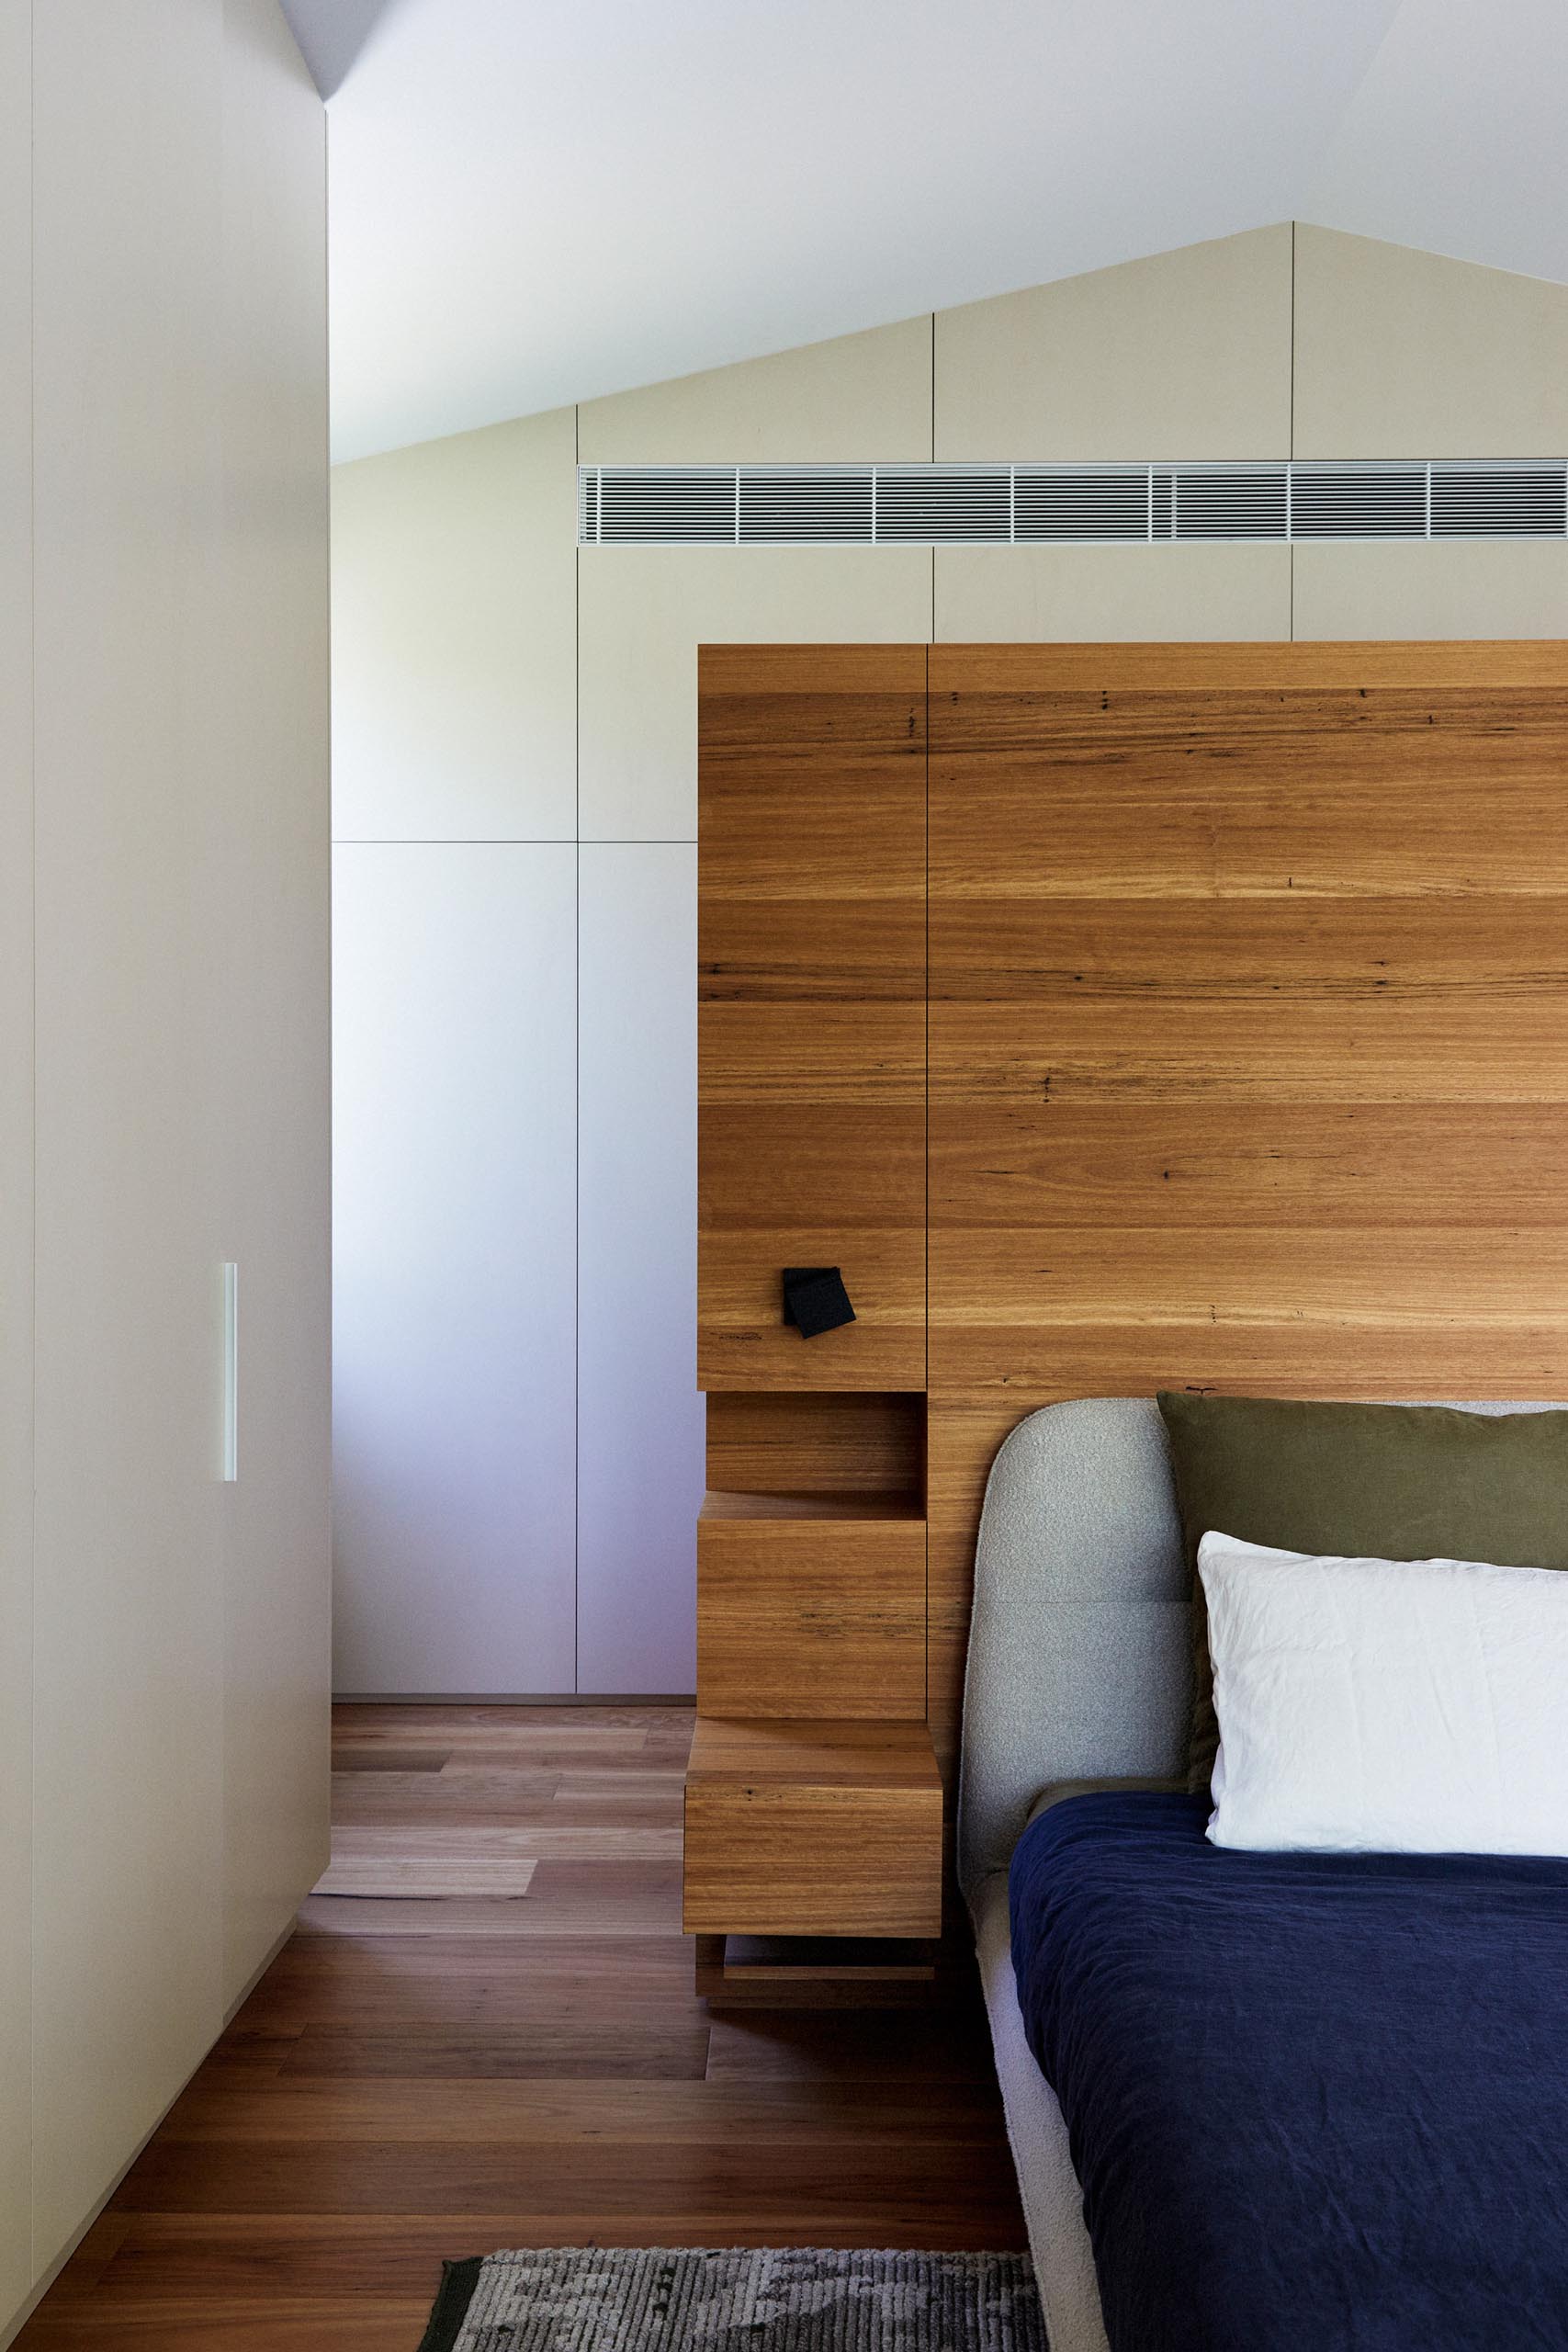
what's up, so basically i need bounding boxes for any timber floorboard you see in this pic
[16,1705,1024,2349]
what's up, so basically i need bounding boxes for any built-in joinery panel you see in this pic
[698,1491,926,1719]
[699,1389,928,1730]
[694,650,934,1956]
[694,637,1568,1933]
[698,643,927,1391]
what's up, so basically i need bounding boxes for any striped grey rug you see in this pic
[419,2247,1043,2352]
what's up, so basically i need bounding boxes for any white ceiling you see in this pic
[298,0,1568,465]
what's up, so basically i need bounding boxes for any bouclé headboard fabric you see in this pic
[956,1396,1560,1901]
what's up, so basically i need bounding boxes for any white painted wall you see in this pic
[330,225,1568,1697]
[0,3,329,2337]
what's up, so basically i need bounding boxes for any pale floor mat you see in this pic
[300,1860,682,1935]
[312,1827,542,1898]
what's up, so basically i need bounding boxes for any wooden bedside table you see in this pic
[683,1716,943,2006]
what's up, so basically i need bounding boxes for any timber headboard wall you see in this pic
[689,638,1568,1970]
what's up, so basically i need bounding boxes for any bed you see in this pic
[956,1395,1568,2352]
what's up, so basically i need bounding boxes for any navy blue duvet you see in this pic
[1009,1793,1568,2352]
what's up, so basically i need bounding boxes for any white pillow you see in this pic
[1198,1530,1568,1857]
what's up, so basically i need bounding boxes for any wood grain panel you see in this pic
[685,1718,945,1782]
[931,1227,1568,1386]
[930,658,1568,903]
[699,1232,924,1392]
[700,1106,924,1230]
[700,1491,923,1522]
[930,639,1568,694]
[929,721,1568,898]
[700,750,923,905]
[698,647,926,1396]
[697,1516,926,1719]
[683,1792,941,1939]
[932,995,1568,1103]
[683,1719,942,1938]
[932,1105,1568,1228]
[926,640,1568,1789]
[701,901,924,1001]
[700,1005,925,1103]
[931,896,1568,997]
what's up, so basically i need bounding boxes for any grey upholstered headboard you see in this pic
[955,1395,1559,1903]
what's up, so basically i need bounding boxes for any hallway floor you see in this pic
[17,1705,1025,2348]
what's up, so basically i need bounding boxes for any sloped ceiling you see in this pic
[290,0,1568,463]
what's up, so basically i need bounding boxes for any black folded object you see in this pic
[782,1266,856,1338]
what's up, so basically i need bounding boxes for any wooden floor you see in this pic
[18,1705,1025,2350]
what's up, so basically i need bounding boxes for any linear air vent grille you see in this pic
[577,460,1568,547]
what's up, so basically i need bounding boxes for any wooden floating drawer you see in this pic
[682,1717,943,1939]
[697,1498,926,1719]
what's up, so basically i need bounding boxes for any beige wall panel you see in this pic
[936,545,1292,642]
[29,0,227,2275]
[213,0,332,2011]
[580,318,931,463]
[333,845,578,1697]
[578,846,704,1694]
[1292,541,1568,640]
[579,547,932,839]
[333,408,577,841]
[935,225,1292,460]
[0,0,32,2326]
[1292,227,1568,459]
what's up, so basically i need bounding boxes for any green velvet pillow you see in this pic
[1156,1393,1568,1794]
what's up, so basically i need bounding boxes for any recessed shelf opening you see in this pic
[701,1488,924,1522]
[705,1389,926,1518]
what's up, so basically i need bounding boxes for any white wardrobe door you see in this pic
[212,0,332,2008]
[577,846,703,1692]
[333,845,578,1694]
[0,0,32,2317]
[29,0,227,2271]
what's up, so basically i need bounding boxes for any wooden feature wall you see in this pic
[924,639,1568,1767]
[696,638,1568,1804]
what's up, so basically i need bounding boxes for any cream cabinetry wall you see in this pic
[333,323,934,1696]
[933,223,1292,461]
[332,223,1568,1700]
[333,410,578,842]
[1292,226,1568,460]
[577,845,702,1694]
[211,0,333,2007]
[932,543,1292,642]
[578,547,932,840]
[0,0,34,2325]
[333,845,577,1694]
[1,3,329,2338]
